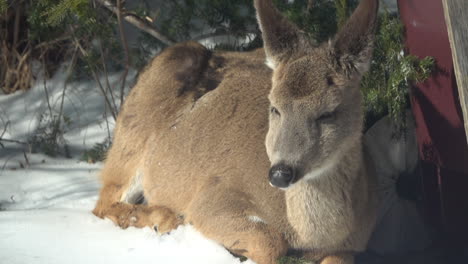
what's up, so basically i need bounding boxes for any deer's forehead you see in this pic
[272,53,333,92]
[270,54,340,107]
[270,84,342,114]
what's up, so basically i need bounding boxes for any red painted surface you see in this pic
[398,0,468,244]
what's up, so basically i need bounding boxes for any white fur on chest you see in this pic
[285,181,354,249]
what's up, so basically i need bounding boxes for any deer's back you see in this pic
[112,42,289,227]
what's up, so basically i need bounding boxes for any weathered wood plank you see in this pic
[442,0,468,145]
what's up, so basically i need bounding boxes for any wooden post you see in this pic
[442,0,468,145]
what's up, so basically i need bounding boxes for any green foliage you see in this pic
[361,12,434,132]
[81,138,111,163]
[161,0,257,41]
[273,0,339,43]
[42,0,87,26]
[27,0,122,78]
[335,0,349,29]
[28,0,87,42]
[131,0,260,66]
[133,0,342,56]
[29,113,72,157]
[0,0,7,14]
[277,256,309,264]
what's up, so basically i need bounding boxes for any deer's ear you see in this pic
[255,0,309,69]
[332,0,379,75]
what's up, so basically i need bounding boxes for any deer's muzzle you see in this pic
[269,163,296,188]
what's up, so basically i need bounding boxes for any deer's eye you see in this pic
[318,111,335,121]
[270,106,281,116]
[326,76,335,86]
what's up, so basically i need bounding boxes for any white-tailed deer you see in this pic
[93,0,379,263]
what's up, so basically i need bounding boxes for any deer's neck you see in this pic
[284,140,365,247]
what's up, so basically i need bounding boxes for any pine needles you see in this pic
[42,0,88,26]
[361,12,434,132]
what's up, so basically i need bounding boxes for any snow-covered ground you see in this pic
[0,158,250,264]
[0,69,253,264]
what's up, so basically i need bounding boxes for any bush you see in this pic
[81,138,111,163]
[28,113,71,157]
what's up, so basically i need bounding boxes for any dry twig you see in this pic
[94,0,174,46]
[72,35,118,120]
[98,41,118,113]
[307,0,314,11]
[192,30,258,42]
[116,0,130,105]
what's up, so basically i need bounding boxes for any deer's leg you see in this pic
[94,185,182,233]
[93,169,182,234]
[187,188,288,264]
[97,202,182,233]
[319,254,354,264]
[93,184,125,219]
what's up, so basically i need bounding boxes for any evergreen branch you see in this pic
[94,0,175,46]
[43,0,86,26]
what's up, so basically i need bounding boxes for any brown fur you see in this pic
[93,1,379,263]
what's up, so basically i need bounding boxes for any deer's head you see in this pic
[255,0,379,188]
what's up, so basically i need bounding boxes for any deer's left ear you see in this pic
[255,0,311,69]
[332,0,379,75]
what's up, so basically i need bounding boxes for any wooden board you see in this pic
[442,0,468,145]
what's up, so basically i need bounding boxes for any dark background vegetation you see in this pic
[0,0,434,159]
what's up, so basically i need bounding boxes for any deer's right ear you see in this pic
[332,0,379,76]
[255,0,309,69]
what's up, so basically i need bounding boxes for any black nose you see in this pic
[269,164,295,188]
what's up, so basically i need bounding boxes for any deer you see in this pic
[92,0,379,263]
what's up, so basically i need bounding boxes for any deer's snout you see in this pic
[269,164,296,189]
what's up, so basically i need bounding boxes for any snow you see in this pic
[0,69,253,264]
[0,157,248,264]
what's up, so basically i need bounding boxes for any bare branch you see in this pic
[23,151,30,168]
[41,57,53,118]
[307,0,314,12]
[116,0,130,106]
[98,41,118,114]
[0,138,28,145]
[13,2,21,48]
[193,30,259,42]
[0,121,9,148]
[57,46,78,129]
[34,35,71,50]
[94,0,175,46]
[72,35,118,120]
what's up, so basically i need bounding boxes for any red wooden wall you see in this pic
[398,0,468,244]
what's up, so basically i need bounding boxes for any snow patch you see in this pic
[0,70,255,264]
